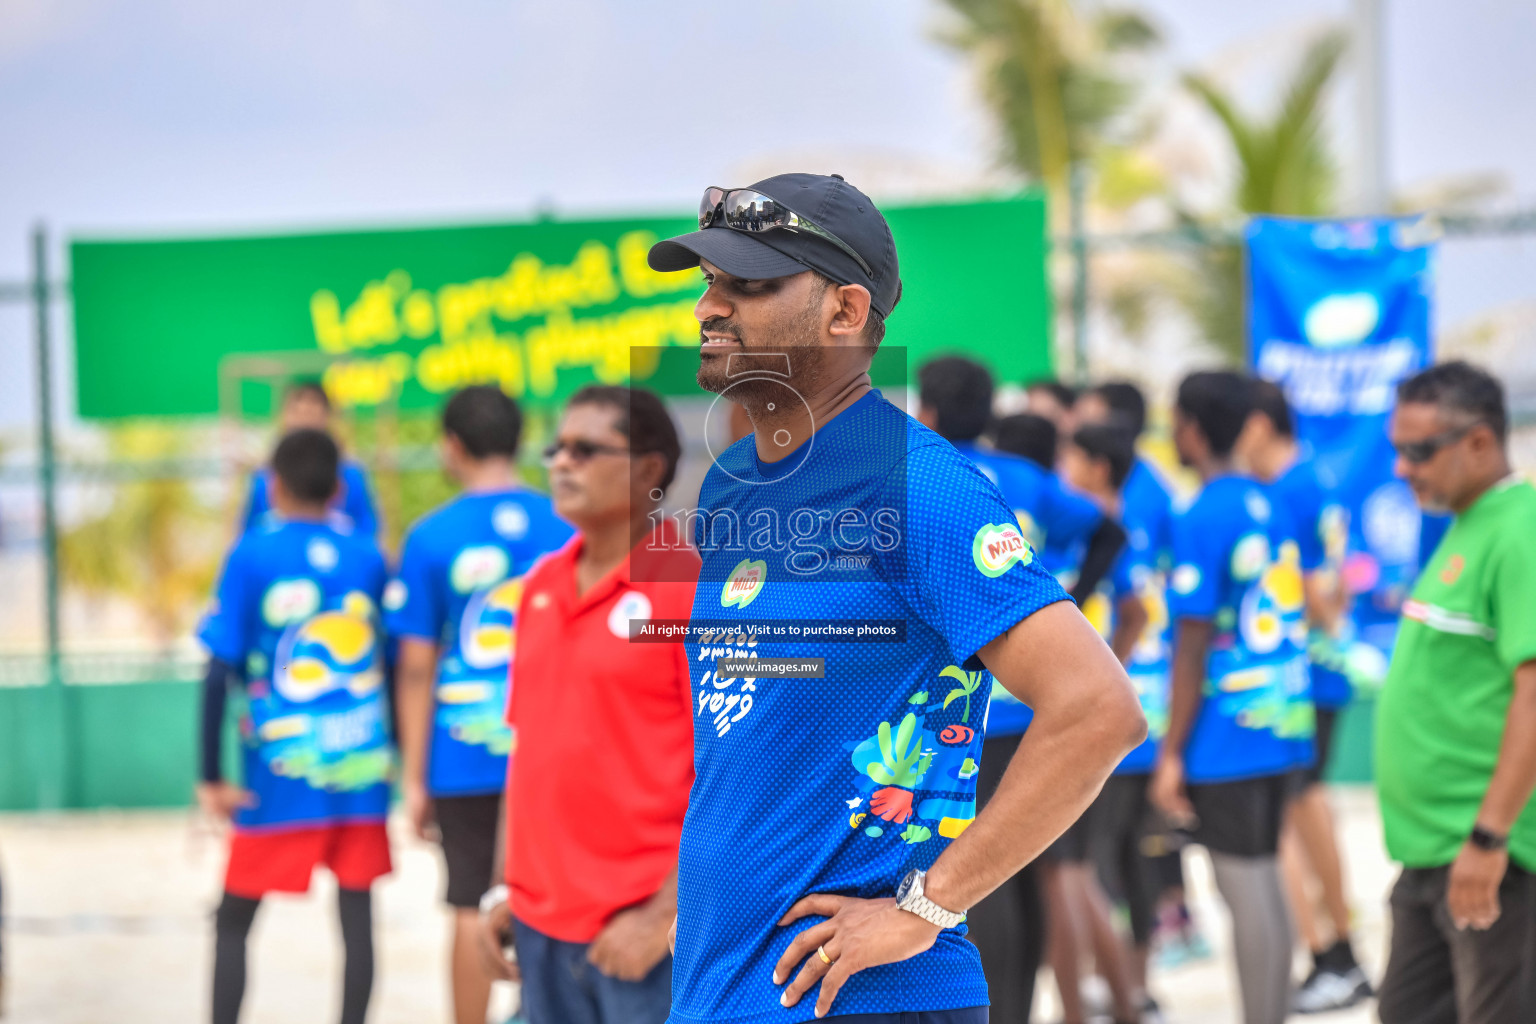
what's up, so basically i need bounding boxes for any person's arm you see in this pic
[775,602,1144,1016]
[1149,618,1212,825]
[395,637,440,840]
[194,657,251,821]
[1448,661,1536,930]
[1109,592,1148,666]
[1070,517,1126,606]
[1302,571,1345,632]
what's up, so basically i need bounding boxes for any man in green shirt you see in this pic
[1376,361,1536,1024]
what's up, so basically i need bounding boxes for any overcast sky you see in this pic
[1,0,1532,429]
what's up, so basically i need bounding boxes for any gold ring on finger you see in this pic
[817,945,834,966]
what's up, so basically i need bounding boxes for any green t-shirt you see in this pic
[1377,476,1536,871]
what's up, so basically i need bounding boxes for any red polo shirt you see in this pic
[505,523,699,942]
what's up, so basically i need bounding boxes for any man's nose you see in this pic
[696,282,732,323]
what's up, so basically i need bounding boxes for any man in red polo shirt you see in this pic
[478,385,699,1024]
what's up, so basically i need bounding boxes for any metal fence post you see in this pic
[33,223,68,810]
[1069,164,1090,384]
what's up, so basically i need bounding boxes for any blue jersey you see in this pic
[675,392,1069,1023]
[1167,476,1314,783]
[952,441,1102,738]
[1123,458,1174,569]
[385,488,572,797]
[243,459,378,539]
[1269,459,1353,710]
[199,519,392,831]
[1116,532,1170,776]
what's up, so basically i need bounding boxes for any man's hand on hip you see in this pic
[1447,841,1507,931]
[773,895,941,1019]
[588,902,673,982]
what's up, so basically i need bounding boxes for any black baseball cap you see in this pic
[647,172,902,318]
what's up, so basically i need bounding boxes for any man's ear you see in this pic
[827,283,872,340]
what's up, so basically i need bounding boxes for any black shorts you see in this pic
[1293,707,1340,788]
[1186,774,1288,859]
[435,792,502,908]
[1085,773,1158,946]
[1043,813,1091,863]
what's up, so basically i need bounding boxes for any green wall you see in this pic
[0,682,198,811]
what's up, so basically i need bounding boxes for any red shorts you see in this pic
[225,822,391,898]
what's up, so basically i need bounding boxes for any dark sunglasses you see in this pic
[541,439,631,466]
[699,187,874,277]
[1393,423,1477,465]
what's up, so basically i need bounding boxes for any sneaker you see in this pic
[1138,996,1167,1024]
[1293,963,1373,1013]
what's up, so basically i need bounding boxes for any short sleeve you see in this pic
[1167,501,1224,620]
[343,463,380,539]
[1041,473,1104,553]
[895,444,1071,665]
[1293,476,1326,572]
[386,526,444,643]
[1492,531,1536,671]
[240,471,268,533]
[199,545,253,665]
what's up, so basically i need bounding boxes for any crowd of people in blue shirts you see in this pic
[194,362,1374,1024]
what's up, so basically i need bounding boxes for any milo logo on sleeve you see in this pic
[972,523,1033,577]
[721,558,768,608]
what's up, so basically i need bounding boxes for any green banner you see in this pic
[71,195,1050,419]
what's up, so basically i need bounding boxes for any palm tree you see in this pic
[1175,29,1350,361]
[937,0,1159,215]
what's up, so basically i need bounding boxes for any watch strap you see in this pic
[1470,825,1508,852]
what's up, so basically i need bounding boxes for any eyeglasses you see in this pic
[1393,423,1477,464]
[699,187,874,277]
[541,439,631,466]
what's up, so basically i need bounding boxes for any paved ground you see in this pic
[0,789,1390,1023]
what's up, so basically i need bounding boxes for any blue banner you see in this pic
[1248,215,1437,691]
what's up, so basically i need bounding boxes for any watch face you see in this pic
[895,870,916,903]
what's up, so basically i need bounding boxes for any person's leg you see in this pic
[966,864,1036,1024]
[436,794,502,1024]
[212,892,262,1024]
[1075,868,1137,1022]
[1440,863,1536,1024]
[1376,868,1457,1024]
[1279,811,1323,951]
[1208,853,1293,1024]
[336,888,374,1024]
[1042,858,1088,1023]
[511,918,602,1024]
[967,733,1039,1024]
[1295,711,1354,955]
[593,953,673,1024]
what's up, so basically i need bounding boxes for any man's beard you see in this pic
[696,294,830,402]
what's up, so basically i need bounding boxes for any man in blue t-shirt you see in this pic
[242,382,379,540]
[387,386,572,1024]
[1237,379,1371,1011]
[646,173,1146,1024]
[1152,371,1314,1024]
[1074,381,1176,571]
[916,355,1128,1022]
[197,428,393,1024]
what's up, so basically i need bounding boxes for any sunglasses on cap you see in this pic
[1393,422,1478,465]
[699,187,874,277]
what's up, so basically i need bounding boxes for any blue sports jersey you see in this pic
[385,488,572,797]
[674,392,1070,1024]
[199,519,392,831]
[1122,458,1175,568]
[1269,459,1353,711]
[1167,475,1314,784]
[243,459,378,539]
[951,441,1102,738]
[1116,532,1170,776]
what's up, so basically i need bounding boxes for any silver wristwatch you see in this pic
[894,869,966,929]
[479,884,509,918]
